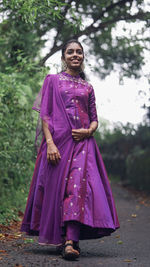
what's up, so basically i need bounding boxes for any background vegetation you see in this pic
[0,0,150,224]
[94,119,150,191]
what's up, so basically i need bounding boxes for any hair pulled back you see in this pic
[61,39,86,80]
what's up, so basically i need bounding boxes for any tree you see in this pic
[0,0,150,79]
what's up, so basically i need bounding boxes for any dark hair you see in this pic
[61,39,86,80]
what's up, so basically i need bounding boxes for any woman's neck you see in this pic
[65,68,80,77]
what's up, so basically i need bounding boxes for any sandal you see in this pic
[73,241,81,254]
[62,243,80,260]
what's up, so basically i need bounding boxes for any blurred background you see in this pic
[0,0,150,224]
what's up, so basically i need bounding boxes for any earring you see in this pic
[61,60,67,71]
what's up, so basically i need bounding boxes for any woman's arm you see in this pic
[72,121,98,141]
[42,120,54,144]
[88,121,98,136]
[42,120,61,165]
[72,84,98,141]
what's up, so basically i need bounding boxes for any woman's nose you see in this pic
[72,51,78,57]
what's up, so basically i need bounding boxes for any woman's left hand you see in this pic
[72,128,91,141]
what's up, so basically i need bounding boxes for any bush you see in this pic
[96,122,150,192]
[102,153,126,179]
[0,70,40,223]
[126,147,150,192]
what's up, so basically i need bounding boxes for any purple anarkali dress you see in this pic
[21,72,120,245]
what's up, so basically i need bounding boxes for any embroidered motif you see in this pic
[59,73,87,86]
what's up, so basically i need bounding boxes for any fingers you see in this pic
[72,132,80,137]
[50,153,56,163]
[72,132,82,138]
[72,128,88,141]
[47,154,50,163]
[72,135,84,141]
[72,131,85,141]
[72,130,82,135]
[72,128,85,133]
[47,151,61,165]
[54,152,61,164]
[72,129,80,133]
[57,151,61,159]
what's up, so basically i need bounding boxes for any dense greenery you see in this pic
[0,1,150,80]
[0,61,49,223]
[95,121,150,192]
[0,71,34,223]
[0,0,150,223]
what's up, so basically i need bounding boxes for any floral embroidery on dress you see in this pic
[59,72,87,86]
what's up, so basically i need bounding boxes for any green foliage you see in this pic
[1,0,65,24]
[0,0,150,79]
[0,60,49,223]
[126,148,150,192]
[96,121,150,192]
[0,18,44,71]
[0,71,33,221]
[0,185,28,224]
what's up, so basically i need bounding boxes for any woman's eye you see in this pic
[67,50,73,54]
[66,50,83,55]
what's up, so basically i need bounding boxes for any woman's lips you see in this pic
[71,59,80,63]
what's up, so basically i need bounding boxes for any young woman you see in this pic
[21,39,120,260]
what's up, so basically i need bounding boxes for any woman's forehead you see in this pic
[65,42,83,50]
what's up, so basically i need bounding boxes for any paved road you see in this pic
[0,182,150,267]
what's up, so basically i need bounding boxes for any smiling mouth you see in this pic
[71,59,80,63]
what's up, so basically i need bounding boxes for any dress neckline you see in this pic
[61,72,80,79]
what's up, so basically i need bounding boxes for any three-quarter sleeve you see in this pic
[88,85,98,123]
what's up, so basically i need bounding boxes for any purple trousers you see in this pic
[66,221,80,242]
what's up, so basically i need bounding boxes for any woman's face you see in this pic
[63,42,84,71]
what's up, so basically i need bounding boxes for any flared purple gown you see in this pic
[21,72,120,245]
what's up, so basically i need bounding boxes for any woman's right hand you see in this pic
[47,141,61,165]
